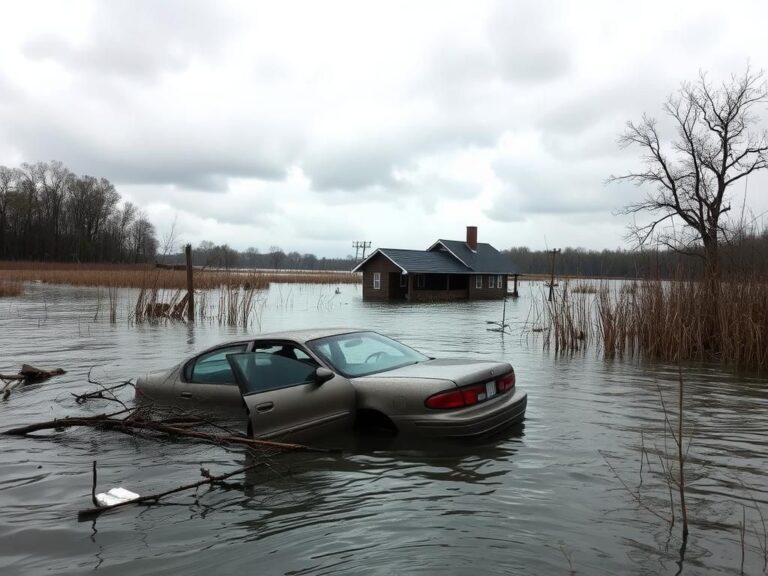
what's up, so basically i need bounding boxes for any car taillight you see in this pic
[496,371,515,393]
[425,389,465,409]
[426,383,489,410]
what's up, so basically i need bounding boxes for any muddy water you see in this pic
[1,282,767,575]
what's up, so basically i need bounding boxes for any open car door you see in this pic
[226,352,355,440]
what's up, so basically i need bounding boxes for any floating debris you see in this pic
[0,364,66,399]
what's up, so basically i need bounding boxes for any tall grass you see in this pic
[132,288,188,323]
[0,281,23,298]
[216,287,265,328]
[541,281,592,352]
[537,275,768,370]
[596,277,768,370]
[132,285,265,328]
[0,261,360,289]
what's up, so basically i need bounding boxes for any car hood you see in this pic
[366,358,512,386]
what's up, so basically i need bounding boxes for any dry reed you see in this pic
[596,277,768,370]
[540,281,593,352]
[0,261,360,289]
[572,281,598,294]
[216,287,264,327]
[132,288,188,323]
[132,285,264,328]
[0,281,23,298]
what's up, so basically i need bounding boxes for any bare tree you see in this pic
[269,245,285,269]
[0,167,19,258]
[611,67,768,279]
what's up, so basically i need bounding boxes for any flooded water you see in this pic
[1,282,767,575]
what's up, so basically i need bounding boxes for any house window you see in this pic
[475,275,482,289]
[488,275,495,289]
[417,274,426,289]
[400,274,407,288]
[497,275,504,290]
[373,272,381,290]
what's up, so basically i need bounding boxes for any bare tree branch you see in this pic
[610,67,768,277]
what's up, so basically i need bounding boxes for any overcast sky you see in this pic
[2,1,767,257]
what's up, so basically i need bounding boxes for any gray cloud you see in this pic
[538,73,682,138]
[303,119,498,193]
[488,150,624,222]
[0,86,300,190]
[22,0,238,80]
[487,2,572,83]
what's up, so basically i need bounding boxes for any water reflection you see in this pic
[1,282,767,575]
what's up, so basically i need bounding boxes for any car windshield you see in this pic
[307,331,429,377]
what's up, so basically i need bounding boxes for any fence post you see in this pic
[185,244,194,322]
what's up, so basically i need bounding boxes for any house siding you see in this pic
[411,288,469,302]
[361,254,401,301]
[467,274,507,300]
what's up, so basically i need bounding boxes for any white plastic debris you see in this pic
[95,487,140,507]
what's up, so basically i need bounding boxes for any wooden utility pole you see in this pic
[185,243,194,322]
[352,241,372,262]
[547,249,560,302]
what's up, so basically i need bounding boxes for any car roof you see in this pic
[253,327,365,343]
[187,328,366,359]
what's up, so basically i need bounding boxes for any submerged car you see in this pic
[136,328,527,440]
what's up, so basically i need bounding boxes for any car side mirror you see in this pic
[314,367,335,385]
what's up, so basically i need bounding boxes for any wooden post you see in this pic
[547,249,560,302]
[185,243,194,322]
[407,274,413,302]
[511,274,519,298]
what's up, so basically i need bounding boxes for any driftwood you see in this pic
[3,412,340,454]
[144,293,189,320]
[78,460,261,520]
[72,381,134,404]
[1,365,66,399]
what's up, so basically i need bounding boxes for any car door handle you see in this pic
[255,402,274,413]
[180,391,192,399]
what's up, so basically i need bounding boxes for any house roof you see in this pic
[352,240,519,275]
[428,239,519,274]
[351,248,470,274]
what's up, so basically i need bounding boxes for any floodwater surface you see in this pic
[1,282,767,575]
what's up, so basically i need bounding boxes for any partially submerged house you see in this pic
[352,227,520,302]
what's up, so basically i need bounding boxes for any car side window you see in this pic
[252,343,317,364]
[227,352,318,395]
[188,344,248,384]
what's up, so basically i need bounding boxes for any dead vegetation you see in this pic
[130,285,265,327]
[0,261,360,289]
[596,277,768,370]
[0,364,66,399]
[532,275,768,370]
[571,281,598,294]
[0,281,23,297]
[525,281,593,353]
[2,374,339,519]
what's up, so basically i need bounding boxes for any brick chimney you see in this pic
[466,226,478,251]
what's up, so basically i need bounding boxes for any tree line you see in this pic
[0,161,158,262]
[503,228,768,279]
[160,232,768,277]
[160,241,358,271]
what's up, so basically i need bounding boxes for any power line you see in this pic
[352,241,372,262]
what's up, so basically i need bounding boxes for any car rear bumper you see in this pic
[399,388,527,438]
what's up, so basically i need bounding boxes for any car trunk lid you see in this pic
[369,358,512,387]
